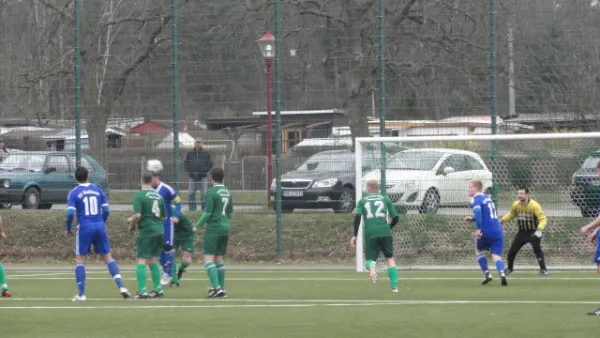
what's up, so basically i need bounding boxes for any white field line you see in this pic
[1,300,599,310]
[8,276,600,281]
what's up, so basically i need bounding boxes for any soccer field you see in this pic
[1,268,600,338]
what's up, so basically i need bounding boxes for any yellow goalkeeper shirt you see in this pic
[501,199,547,231]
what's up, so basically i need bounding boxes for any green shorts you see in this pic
[202,233,229,256]
[136,233,163,259]
[364,235,394,261]
[174,232,195,253]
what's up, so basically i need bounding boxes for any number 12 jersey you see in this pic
[355,193,399,238]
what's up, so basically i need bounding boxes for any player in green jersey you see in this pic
[172,205,195,284]
[0,215,10,297]
[194,167,233,298]
[350,179,400,293]
[127,172,168,299]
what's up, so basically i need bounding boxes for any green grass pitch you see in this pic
[1,267,600,338]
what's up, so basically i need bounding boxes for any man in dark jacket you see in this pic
[184,140,213,211]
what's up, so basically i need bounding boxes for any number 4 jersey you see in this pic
[355,193,399,238]
[132,189,167,236]
[204,184,233,234]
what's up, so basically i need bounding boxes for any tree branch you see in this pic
[35,0,74,22]
[391,0,420,27]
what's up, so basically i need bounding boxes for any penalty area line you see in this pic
[11,276,600,281]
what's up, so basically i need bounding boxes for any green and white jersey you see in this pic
[132,189,166,235]
[355,193,398,238]
[203,184,233,234]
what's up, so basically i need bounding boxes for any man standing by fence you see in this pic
[184,139,213,211]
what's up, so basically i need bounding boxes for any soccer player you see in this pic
[350,179,400,293]
[0,215,10,297]
[128,172,168,299]
[149,171,183,287]
[578,160,600,315]
[500,186,548,275]
[172,205,195,283]
[66,166,130,301]
[464,180,508,286]
[194,167,232,298]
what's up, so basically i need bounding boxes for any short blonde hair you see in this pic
[468,180,483,191]
[366,179,379,192]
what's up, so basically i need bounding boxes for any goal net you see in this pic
[354,132,600,271]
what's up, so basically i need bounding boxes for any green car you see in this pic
[570,152,600,217]
[0,151,109,209]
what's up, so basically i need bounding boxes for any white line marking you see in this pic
[1,300,599,310]
[8,272,106,278]
[9,277,600,281]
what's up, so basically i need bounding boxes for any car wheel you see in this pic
[419,189,440,214]
[39,203,53,210]
[0,203,12,209]
[581,207,597,218]
[22,187,41,209]
[334,187,355,213]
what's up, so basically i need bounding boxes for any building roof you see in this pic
[251,109,347,116]
[129,121,169,134]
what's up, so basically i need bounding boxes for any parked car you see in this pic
[0,152,109,209]
[270,149,387,213]
[570,151,600,217]
[362,148,493,214]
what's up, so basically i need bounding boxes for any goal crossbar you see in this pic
[354,132,600,272]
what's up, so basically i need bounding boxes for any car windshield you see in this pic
[0,154,45,171]
[296,153,354,172]
[387,151,444,170]
[582,156,600,169]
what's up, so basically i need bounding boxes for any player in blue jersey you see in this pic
[464,180,508,286]
[66,166,130,301]
[579,160,600,315]
[150,172,182,287]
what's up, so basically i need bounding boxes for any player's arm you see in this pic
[195,193,214,230]
[532,202,547,238]
[580,213,600,236]
[386,197,400,229]
[100,189,110,223]
[226,195,233,220]
[472,204,483,230]
[0,215,5,238]
[128,195,143,231]
[171,194,182,218]
[65,191,77,234]
[500,202,518,225]
[350,200,365,247]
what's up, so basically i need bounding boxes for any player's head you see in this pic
[517,185,530,202]
[365,179,379,193]
[74,166,89,183]
[150,173,160,188]
[141,172,153,187]
[211,167,225,184]
[467,180,483,197]
[195,139,203,150]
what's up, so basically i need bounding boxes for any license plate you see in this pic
[283,190,303,197]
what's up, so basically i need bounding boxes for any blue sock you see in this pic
[75,264,86,296]
[495,259,506,276]
[477,254,489,276]
[159,252,167,273]
[164,250,175,277]
[106,259,124,289]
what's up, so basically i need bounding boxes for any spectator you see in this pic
[184,139,213,211]
[0,138,7,153]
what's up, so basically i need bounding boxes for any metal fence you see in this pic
[1,0,600,263]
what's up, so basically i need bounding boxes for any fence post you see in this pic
[274,0,283,257]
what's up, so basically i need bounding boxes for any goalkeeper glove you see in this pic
[533,229,543,238]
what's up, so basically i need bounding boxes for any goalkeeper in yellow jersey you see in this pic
[500,185,548,275]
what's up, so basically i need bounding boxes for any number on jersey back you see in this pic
[356,194,398,237]
[67,183,108,225]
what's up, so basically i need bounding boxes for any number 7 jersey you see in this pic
[204,184,233,234]
[355,193,399,238]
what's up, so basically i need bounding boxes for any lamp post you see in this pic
[257,32,275,206]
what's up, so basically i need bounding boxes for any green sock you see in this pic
[136,264,147,294]
[149,263,163,292]
[364,260,375,271]
[216,262,226,289]
[0,263,7,290]
[179,261,190,273]
[204,261,220,289]
[387,267,398,289]
[171,260,179,284]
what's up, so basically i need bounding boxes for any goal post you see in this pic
[354,132,600,272]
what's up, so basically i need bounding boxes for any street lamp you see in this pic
[257,32,275,206]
